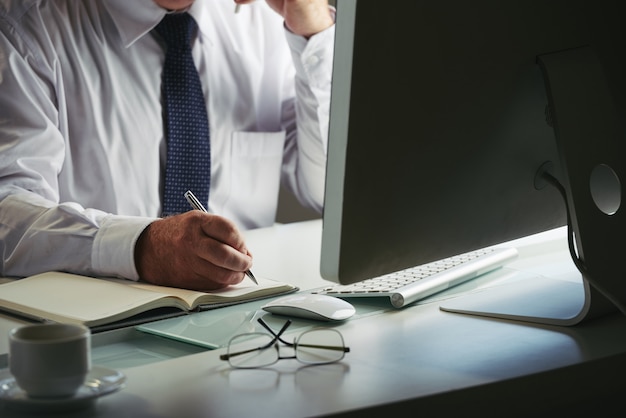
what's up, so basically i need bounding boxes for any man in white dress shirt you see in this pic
[0,0,334,290]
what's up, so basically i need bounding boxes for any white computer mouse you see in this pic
[262,293,356,321]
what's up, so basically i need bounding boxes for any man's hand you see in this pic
[235,0,334,38]
[135,211,253,291]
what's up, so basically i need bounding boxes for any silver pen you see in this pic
[184,190,259,285]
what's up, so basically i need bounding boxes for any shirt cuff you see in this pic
[284,13,336,90]
[92,214,156,280]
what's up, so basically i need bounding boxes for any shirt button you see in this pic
[305,55,320,66]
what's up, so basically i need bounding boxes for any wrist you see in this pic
[285,6,334,39]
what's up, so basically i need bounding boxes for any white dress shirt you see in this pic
[0,0,334,279]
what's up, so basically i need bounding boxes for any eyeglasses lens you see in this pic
[227,333,278,368]
[296,329,346,364]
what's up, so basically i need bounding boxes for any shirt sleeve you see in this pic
[281,21,336,213]
[0,194,152,280]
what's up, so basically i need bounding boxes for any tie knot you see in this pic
[155,13,197,47]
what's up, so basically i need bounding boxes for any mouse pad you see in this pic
[136,294,387,349]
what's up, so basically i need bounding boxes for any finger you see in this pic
[195,235,253,273]
[166,242,247,290]
[185,212,253,272]
[182,265,246,291]
[197,213,249,255]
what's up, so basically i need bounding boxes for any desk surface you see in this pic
[2,220,626,417]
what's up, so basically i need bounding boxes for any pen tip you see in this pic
[246,270,259,285]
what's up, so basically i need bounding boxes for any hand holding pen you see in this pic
[185,190,258,285]
[134,198,255,291]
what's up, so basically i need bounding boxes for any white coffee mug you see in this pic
[9,323,91,398]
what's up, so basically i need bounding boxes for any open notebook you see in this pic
[0,272,297,332]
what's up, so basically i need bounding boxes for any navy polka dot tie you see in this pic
[156,13,211,216]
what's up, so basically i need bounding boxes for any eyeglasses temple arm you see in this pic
[257,318,293,345]
[296,342,351,353]
[220,345,266,361]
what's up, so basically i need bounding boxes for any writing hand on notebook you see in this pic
[134,211,253,291]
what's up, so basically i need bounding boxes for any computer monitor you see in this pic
[321,0,626,325]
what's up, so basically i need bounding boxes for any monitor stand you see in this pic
[440,274,615,326]
[441,46,626,326]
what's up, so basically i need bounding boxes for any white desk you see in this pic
[2,220,626,417]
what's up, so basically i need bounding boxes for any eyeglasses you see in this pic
[220,318,350,369]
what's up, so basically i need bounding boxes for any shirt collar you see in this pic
[102,0,210,48]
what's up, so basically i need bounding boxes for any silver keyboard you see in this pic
[313,247,519,308]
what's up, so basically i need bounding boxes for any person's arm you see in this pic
[250,0,335,212]
[0,7,251,289]
[0,15,144,279]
